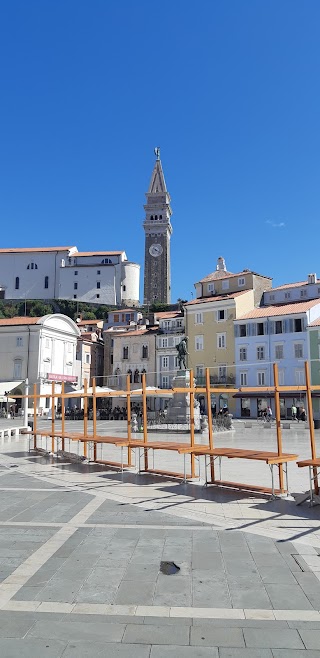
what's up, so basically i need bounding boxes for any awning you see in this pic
[0,381,23,397]
[0,396,15,403]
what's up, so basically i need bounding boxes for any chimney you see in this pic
[308,273,317,284]
[216,256,227,272]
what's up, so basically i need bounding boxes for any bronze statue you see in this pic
[176,337,188,370]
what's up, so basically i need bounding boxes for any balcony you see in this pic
[195,374,235,387]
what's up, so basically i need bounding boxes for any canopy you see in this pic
[126,386,173,399]
[0,381,23,397]
[67,386,115,397]
[0,396,15,403]
[233,390,320,399]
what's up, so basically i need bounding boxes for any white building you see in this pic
[0,314,80,414]
[234,299,320,419]
[0,246,140,307]
[264,272,320,306]
[155,311,185,388]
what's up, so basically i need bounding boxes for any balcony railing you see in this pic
[195,375,235,386]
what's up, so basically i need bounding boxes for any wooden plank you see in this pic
[143,468,192,479]
[208,479,283,495]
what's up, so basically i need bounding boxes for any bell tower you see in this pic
[143,148,173,305]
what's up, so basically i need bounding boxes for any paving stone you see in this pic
[115,580,156,605]
[288,621,320,630]
[192,553,224,570]
[27,619,126,642]
[243,627,304,649]
[74,584,119,604]
[0,638,67,657]
[294,572,320,608]
[124,562,160,581]
[229,586,272,610]
[190,626,245,647]
[150,646,219,657]
[192,620,289,628]
[272,651,320,658]
[219,650,272,658]
[257,566,297,584]
[62,641,151,657]
[122,623,190,645]
[0,614,39,638]
[153,575,192,606]
[299,630,320,650]
[143,616,192,625]
[192,580,231,607]
[264,583,314,610]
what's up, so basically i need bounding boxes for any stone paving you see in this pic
[0,425,320,654]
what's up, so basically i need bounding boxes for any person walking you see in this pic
[291,404,297,420]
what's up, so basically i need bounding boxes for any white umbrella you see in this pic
[67,386,115,397]
[127,386,173,399]
[0,396,15,403]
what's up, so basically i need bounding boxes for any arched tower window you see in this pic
[101,258,112,264]
[134,369,140,383]
[44,276,49,289]
[27,262,38,270]
[127,369,133,384]
[15,277,19,290]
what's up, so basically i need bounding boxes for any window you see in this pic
[208,283,214,292]
[217,333,226,349]
[134,369,140,383]
[101,258,112,264]
[275,345,284,360]
[217,309,225,321]
[142,345,148,359]
[13,359,22,379]
[238,277,245,286]
[16,337,23,347]
[27,262,38,270]
[123,346,129,359]
[74,282,78,290]
[162,356,169,369]
[257,346,265,360]
[278,370,285,385]
[162,375,169,388]
[195,312,203,324]
[114,314,119,322]
[284,292,291,299]
[96,294,100,299]
[123,285,126,292]
[294,318,302,332]
[300,289,307,297]
[196,365,204,378]
[222,280,229,290]
[240,372,247,386]
[239,347,247,361]
[219,365,226,380]
[85,354,90,364]
[195,335,204,351]
[240,325,247,337]
[97,282,101,289]
[294,343,303,358]
[44,276,49,289]
[161,337,168,348]
[15,277,19,290]
[97,270,100,275]
[74,271,78,276]
[257,371,266,386]
[257,322,264,336]
[275,320,283,334]
[295,369,304,385]
[127,369,132,383]
[73,295,77,299]
[269,294,275,301]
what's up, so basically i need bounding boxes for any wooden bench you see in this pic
[296,458,320,506]
[117,440,195,480]
[177,447,298,496]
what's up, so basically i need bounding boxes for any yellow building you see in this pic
[184,257,272,414]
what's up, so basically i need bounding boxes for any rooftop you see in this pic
[184,291,249,306]
[75,250,124,257]
[0,246,73,254]
[238,299,320,320]
[0,317,41,326]
[269,279,320,291]
[198,269,272,284]
[309,317,320,327]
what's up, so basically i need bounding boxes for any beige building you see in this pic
[105,326,158,390]
[184,257,272,414]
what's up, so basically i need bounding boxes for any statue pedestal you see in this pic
[166,370,201,431]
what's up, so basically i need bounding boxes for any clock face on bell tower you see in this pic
[143,151,173,305]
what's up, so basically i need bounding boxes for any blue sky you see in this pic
[0,0,319,303]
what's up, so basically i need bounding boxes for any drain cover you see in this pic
[160,561,180,575]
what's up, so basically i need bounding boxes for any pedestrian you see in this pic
[267,405,272,421]
[291,404,297,420]
[300,407,306,422]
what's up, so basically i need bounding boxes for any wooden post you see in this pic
[189,368,196,478]
[273,363,284,493]
[205,367,215,481]
[33,383,37,450]
[83,379,88,458]
[61,382,65,452]
[126,373,132,466]
[305,360,318,494]
[142,371,148,471]
[51,382,55,454]
[92,378,97,462]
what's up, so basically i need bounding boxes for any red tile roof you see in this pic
[309,317,320,327]
[0,246,73,254]
[104,327,158,338]
[75,251,124,257]
[197,269,272,284]
[238,299,320,320]
[154,311,183,319]
[78,319,103,325]
[184,291,249,306]
[268,280,314,291]
[0,317,41,326]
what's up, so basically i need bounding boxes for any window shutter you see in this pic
[264,321,268,335]
[269,321,274,334]
[234,324,239,338]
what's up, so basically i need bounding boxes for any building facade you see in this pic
[106,326,158,390]
[0,246,140,307]
[308,317,320,418]
[143,152,172,305]
[155,311,185,388]
[234,300,320,418]
[0,314,80,414]
[263,273,320,306]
